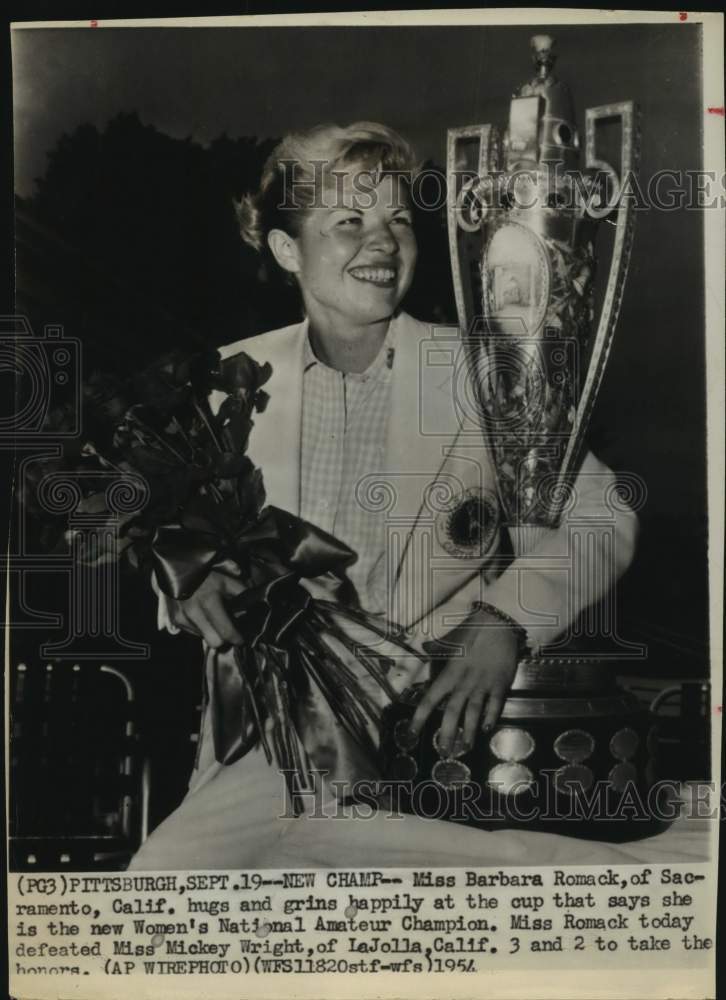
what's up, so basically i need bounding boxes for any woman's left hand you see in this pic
[408,607,520,754]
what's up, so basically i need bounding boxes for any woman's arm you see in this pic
[408,448,639,750]
[478,447,639,653]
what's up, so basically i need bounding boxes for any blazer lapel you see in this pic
[384,310,453,530]
[385,314,500,631]
[217,321,306,515]
[384,314,467,626]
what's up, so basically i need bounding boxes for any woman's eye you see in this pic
[337,215,362,227]
[392,214,413,227]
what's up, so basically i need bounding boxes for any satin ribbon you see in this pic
[151,503,403,809]
[151,504,356,601]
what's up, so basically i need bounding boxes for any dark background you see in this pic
[9,21,710,832]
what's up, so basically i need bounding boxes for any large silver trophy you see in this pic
[447,33,638,529]
[382,38,661,836]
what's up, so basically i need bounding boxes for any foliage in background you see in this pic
[17,112,455,374]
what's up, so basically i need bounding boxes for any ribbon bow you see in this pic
[151,504,417,813]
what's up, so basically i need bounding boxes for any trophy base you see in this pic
[380,661,669,842]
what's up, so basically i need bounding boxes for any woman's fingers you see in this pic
[183,602,223,648]
[410,671,456,736]
[167,602,196,635]
[411,656,513,747]
[437,691,468,754]
[180,600,223,649]
[171,584,245,648]
[482,685,506,731]
[463,690,486,748]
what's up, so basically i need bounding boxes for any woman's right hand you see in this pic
[165,569,245,648]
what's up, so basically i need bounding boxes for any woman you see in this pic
[131,122,637,869]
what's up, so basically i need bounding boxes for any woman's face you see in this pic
[280,168,418,332]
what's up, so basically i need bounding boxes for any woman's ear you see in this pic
[267,229,301,275]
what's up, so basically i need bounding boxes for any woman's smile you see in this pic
[287,170,418,332]
[348,264,398,287]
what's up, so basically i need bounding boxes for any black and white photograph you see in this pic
[5,10,723,998]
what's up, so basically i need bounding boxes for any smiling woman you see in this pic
[237,122,420,371]
[130,120,638,870]
[267,171,417,361]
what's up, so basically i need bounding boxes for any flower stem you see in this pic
[193,398,224,454]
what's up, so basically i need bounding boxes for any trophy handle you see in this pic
[446,125,500,332]
[560,101,640,480]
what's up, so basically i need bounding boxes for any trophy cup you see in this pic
[382,37,662,838]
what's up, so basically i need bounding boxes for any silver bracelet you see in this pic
[471,601,529,657]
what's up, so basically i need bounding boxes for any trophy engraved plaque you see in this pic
[381,38,660,838]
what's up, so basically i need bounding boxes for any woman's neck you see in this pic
[307,317,391,374]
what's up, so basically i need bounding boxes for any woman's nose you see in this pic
[366,222,399,254]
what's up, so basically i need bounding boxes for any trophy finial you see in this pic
[530,34,556,82]
[508,33,575,166]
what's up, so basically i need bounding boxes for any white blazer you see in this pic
[197,311,637,656]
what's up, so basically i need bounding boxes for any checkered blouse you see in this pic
[299,325,397,614]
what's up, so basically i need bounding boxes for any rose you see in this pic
[213,352,272,417]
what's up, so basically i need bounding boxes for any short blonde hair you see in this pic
[236,121,419,253]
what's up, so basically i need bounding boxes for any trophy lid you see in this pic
[519,34,558,94]
[505,34,579,170]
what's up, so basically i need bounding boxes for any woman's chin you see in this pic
[353,307,400,328]
[347,292,405,325]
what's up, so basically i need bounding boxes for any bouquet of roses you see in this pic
[22,348,421,813]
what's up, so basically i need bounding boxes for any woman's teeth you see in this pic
[349,267,396,285]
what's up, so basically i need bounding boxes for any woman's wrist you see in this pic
[470,601,529,659]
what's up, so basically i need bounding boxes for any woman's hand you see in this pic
[165,569,246,648]
[408,607,520,754]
